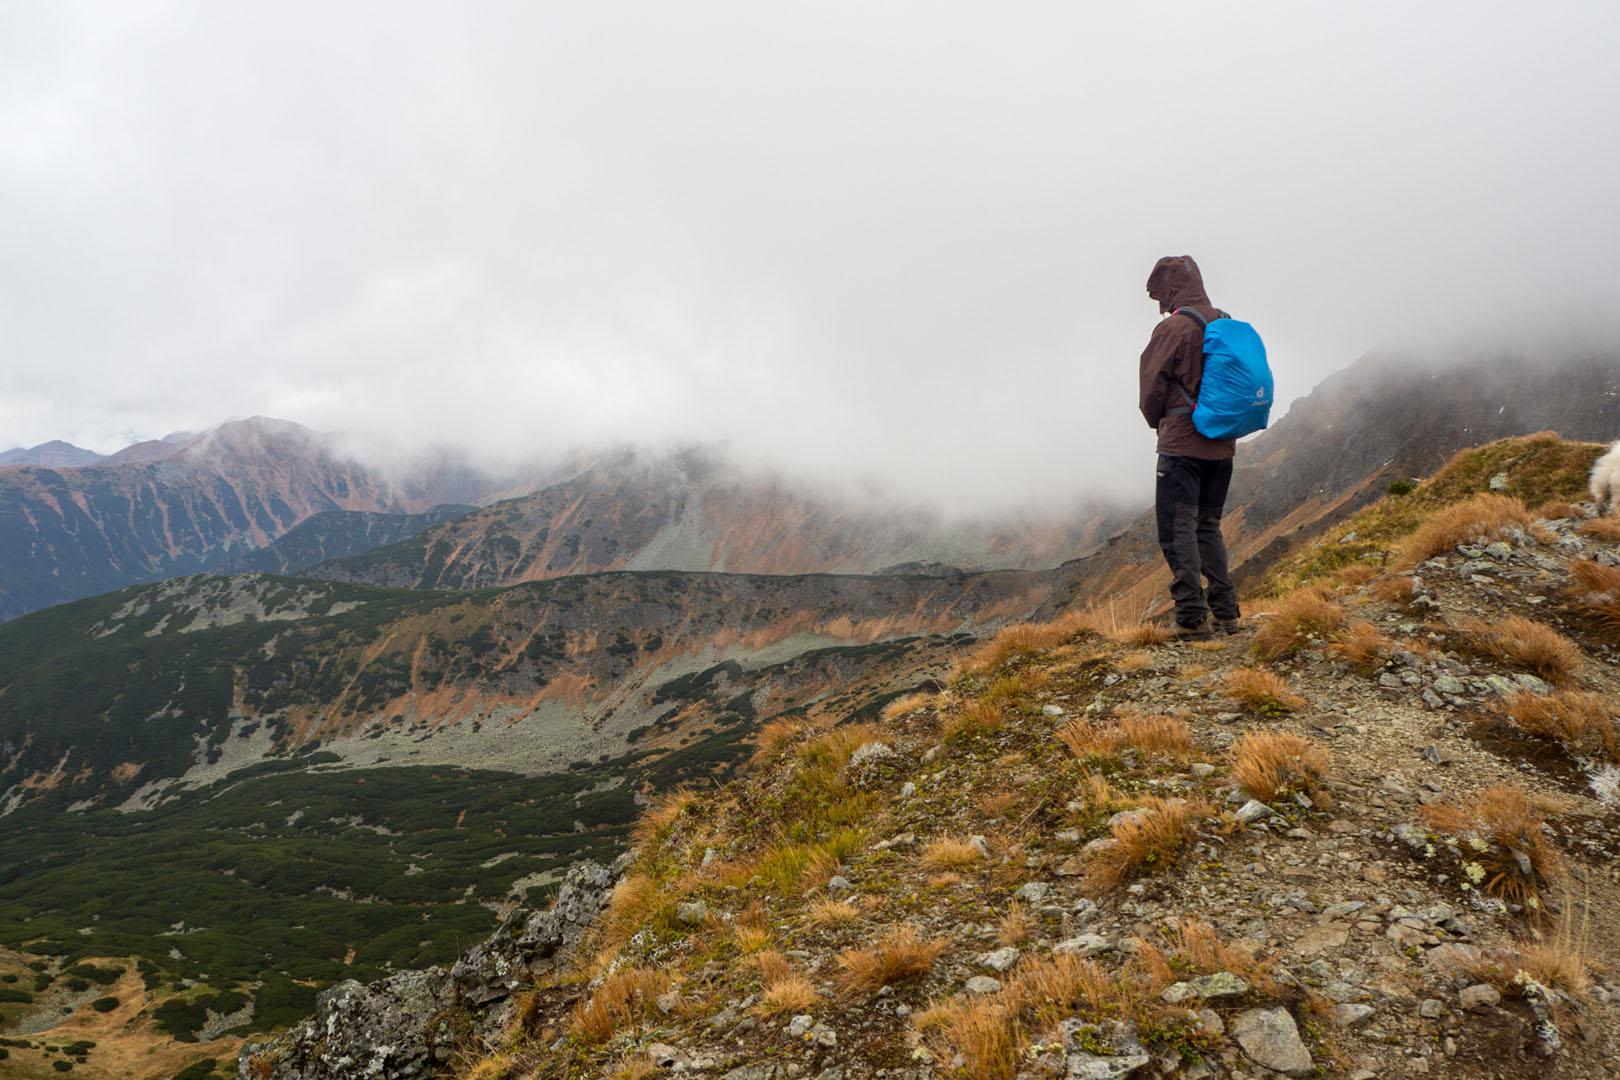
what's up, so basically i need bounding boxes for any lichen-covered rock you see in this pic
[451,853,633,1005]
[238,854,630,1079]
[237,969,458,1080]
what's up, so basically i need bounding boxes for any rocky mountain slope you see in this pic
[236,435,1620,1080]
[0,418,504,622]
[226,504,478,576]
[302,447,1131,590]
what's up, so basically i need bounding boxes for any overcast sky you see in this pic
[4,2,1618,511]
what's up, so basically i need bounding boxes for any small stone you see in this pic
[786,1014,814,1038]
[969,835,991,856]
[647,1043,686,1067]
[1488,471,1509,491]
[1321,901,1365,919]
[1419,998,1444,1019]
[980,947,1021,972]
[1065,1051,1152,1079]
[675,901,710,925]
[1042,704,1066,717]
[1191,762,1216,777]
[1015,881,1051,903]
[1055,855,1088,876]
[1195,1007,1224,1036]
[898,782,917,798]
[1054,934,1113,957]
[1235,799,1272,824]
[1483,674,1519,697]
[1512,673,1551,695]
[1161,972,1250,1003]
[1421,744,1457,766]
[964,975,1002,995]
[1231,1007,1313,1076]
[1327,1003,1375,1028]
[1460,983,1501,1008]
[1073,898,1099,922]
[1432,674,1466,695]
[825,876,853,891]
[1484,540,1512,559]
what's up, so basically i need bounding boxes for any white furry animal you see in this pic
[1592,439,1620,514]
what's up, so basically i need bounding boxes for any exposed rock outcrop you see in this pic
[237,853,632,1079]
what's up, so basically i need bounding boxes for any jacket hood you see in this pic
[1146,255,1211,315]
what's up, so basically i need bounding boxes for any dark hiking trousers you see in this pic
[1154,454,1239,629]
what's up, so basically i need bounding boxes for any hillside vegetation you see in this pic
[396,436,1619,1080]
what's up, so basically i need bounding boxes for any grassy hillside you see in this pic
[422,436,1620,1080]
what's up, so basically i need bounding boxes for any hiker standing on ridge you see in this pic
[1139,255,1241,639]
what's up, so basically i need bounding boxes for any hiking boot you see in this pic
[1216,617,1242,636]
[1172,619,1214,641]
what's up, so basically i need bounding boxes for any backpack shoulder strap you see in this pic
[1166,308,1208,414]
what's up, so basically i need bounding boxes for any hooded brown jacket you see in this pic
[1139,255,1237,460]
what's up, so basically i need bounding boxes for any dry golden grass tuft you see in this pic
[1229,730,1330,805]
[569,966,671,1044]
[881,691,938,721]
[606,1060,660,1080]
[997,901,1032,947]
[1371,574,1420,606]
[1122,623,1174,647]
[599,873,665,948]
[916,952,1131,1078]
[1577,515,1620,542]
[1126,936,1176,993]
[1058,711,1192,765]
[1221,667,1306,714]
[1464,931,1594,1002]
[1332,563,1379,588]
[1502,690,1618,762]
[732,906,772,953]
[461,1051,518,1080]
[1330,621,1394,674]
[1252,587,1345,658]
[1533,500,1580,521]
[1422,785,1566,911]
[1462,615,1583,684]
[1395,492,1533,568]
[1168,919,1279,996]
[1569,559,1620,639]
[960,608,1105,674]
[920,836,984,871]
[1081,796,1212,895]
[943,699,1004,742]
[1115,650,1156,672]
[748,718,809,766]
[807,896,861,927]
[753,950,820,1015]
[835,925,944,993]
[628,788,696,849]
[914,996,1016,1078]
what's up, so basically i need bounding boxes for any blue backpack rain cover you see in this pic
[1175,308,1273,440]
